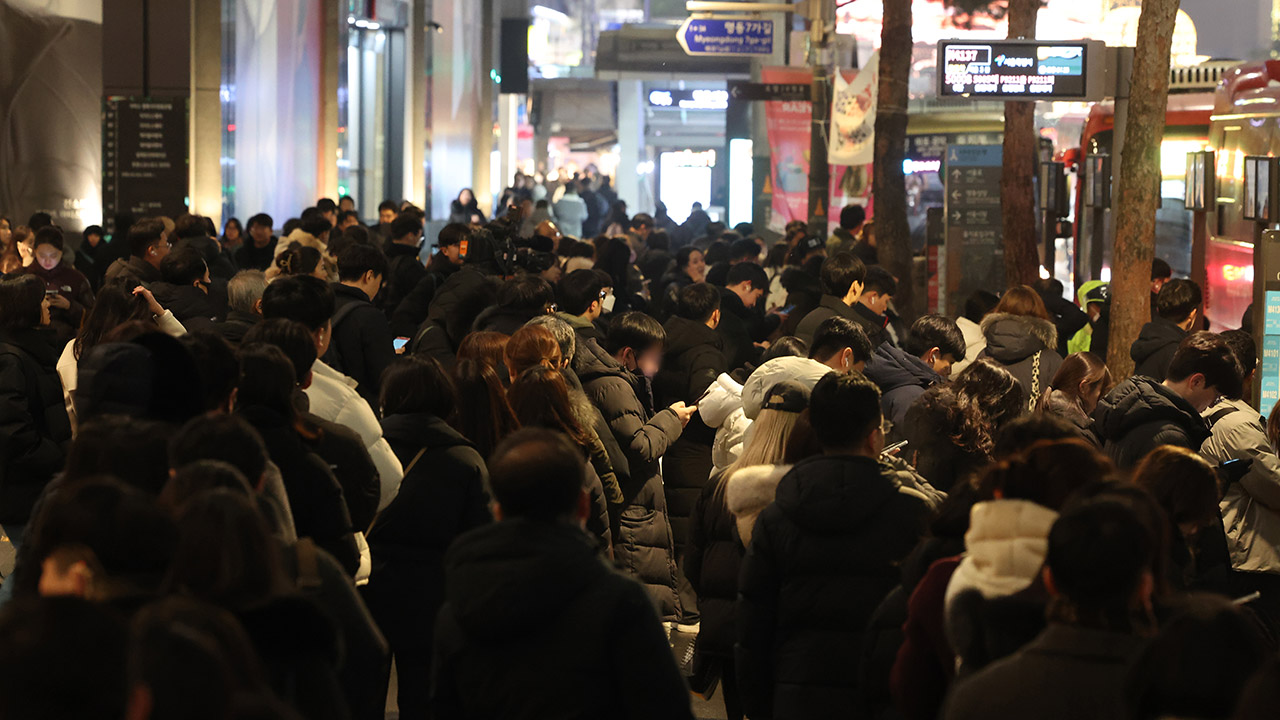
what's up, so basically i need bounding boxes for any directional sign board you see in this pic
[938,39,1106,101]
[944,145,1005,315]
[727,80,809,102]
[678,17,774,57]
[102,96,189,227]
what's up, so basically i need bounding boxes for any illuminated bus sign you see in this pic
[937,40,1105,101]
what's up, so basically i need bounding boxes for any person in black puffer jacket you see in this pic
[0,275,72,541]
[235,344,361,576]
[737,373,930,720]
[410,227,507,366]
[978,286,1063,411]
[471,275,556,336]
[864,314,966,433]
[324,244,395,410]
[362,357,490,720]
[149,246,220,333]
[431,429,695,720]
[574,313,697,620]
[1130,278,1201,382]
[652,282,728,621]
[1095,332,1239,469]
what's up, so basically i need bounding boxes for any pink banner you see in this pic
[762,66,873,233]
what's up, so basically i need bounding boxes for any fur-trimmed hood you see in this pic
[981,312,1057,363]
[724,464,791,547]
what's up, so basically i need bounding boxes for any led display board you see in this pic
[937,40,1105,101]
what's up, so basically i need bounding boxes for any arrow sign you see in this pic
[678,17,774,57]
[727,80,809,102]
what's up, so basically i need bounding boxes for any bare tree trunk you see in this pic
[1107,0,1180,378]
[874,0,914,318]
[1000,0,1040,288]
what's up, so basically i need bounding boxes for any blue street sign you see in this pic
[677,17,774,57]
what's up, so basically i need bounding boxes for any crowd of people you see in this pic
[0,189,1278,720]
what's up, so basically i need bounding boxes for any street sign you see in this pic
[937,39,1106,101]
[677,17,774,57]
[727,80,809,102]
[944,144,1005,315]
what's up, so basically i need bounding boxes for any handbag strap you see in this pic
[402,447,428,476]
[1027,351,1042,411]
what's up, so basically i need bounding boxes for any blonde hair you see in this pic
[718,408,801,495]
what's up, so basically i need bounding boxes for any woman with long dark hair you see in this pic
[0,275,72,550]
[364,355,491,720]
[508,364,614,553]
[450,358,519,460]
[448,188,485,225]
[1037,351,1110,445]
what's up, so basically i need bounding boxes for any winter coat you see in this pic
[237,404,361,576]
[103,255,161,286]
[22,262,94,336]
[304,412,383,534]
[1130,318,1188,381]
[149,281,218,333]
[1200,399,1280,574]
[724,464,790,549]
[75,240,111,291]
[865,343,943,431]
[553,194,588,238]
[686,471,741,663]
[795,294,887,349]
[574,337,683,619]
[717,287,779,371]
[323,284,396,410]
[234,237,278,272]
[470,305,537,336]
[214,309,260,346]
[383,243,428,323]
[979,313,1062,409]
[1094,375,1210,469]
[1039,291,1089,357]
[0,328,72,525]
[699,373,749,473]
[942,500,1058,667]
[652,316,727,552]
[447,200,485,226]
[414,266,499,365]
[390,274,438,340]
[740,355,833,420]
[175,234,236,280]
[952,317,986,376]
[304,360,404,511]
[737,454,931,720]
[431,520,696,720]
[363,413,490,662]
[1039,389,1102,447]
[892,557,962,720]
[942,624,1146,720]
[236,594,351,720]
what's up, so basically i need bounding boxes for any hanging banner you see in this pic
[762,66,872,233]
[830,51,878,166]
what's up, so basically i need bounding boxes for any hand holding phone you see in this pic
[393,337,409,354]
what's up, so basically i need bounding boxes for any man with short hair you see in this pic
[856,265,897,345]
[150,246,218,332]
[173,213,235,280]
[1131,277,1203,381]
[325,244,395,408]
[261,276,403,509]
[317,197,339,227]
[865,314,965,430]
[214,270,267,345]
[234,213,277,272]
[574,312,697,620]
[555,268,608,350]
[716,262,779,369]
[705,238,763,286]
[431,428,696,720]
[738,371,930,719]
[381,213,427,320]
[828,203,867,256]
[795,252,883,348]
[1097,331,1241,468]
[338,209,360,230]
[339,195,356,212]
[104,218,169,284]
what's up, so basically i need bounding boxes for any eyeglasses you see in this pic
[599,290,608,299]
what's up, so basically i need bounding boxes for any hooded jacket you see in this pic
[104,255,161,286]
[942,500,1059,667]
[363,413,490,659]
[1200,399,1280,574]
[865,343,943,430]
[413,266,499,365]
[979,313,1063,408]
[1130,318,1188,381]
[573,337,684,619]
[736,454,930,720]
[1094,376,1210,469]
[0,327,72,525]
[431,520,695,720]
[1040,389,1102,447]
[724,464,791,548]
[952,317,986,376]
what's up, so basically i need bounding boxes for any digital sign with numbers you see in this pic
[937,40,1104,101]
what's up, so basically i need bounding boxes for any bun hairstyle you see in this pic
[273,242,323,278]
